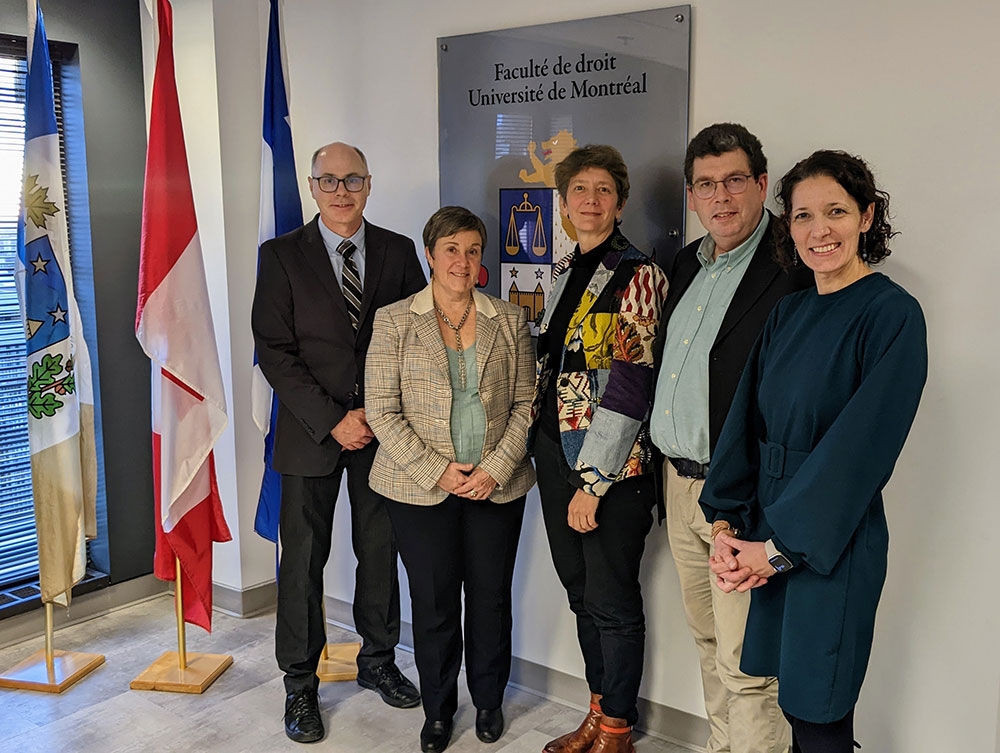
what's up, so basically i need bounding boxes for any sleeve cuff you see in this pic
[768,532,805,568]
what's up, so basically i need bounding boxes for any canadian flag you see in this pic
[135,0,230,632]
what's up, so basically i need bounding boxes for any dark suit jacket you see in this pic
[251,215,426,476]
[652,210,814,459]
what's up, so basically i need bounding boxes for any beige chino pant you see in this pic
[663,460,790,753]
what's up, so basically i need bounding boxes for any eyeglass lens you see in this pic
[692,175,750,199]
[315,175,367,192]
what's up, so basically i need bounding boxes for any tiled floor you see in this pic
[0,595,694,753]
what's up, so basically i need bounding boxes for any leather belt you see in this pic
[669,457,710,480]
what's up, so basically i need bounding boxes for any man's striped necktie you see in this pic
[338,238,363,329]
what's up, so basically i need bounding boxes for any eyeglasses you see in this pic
[690,174,755,200]
[311,174,369,193]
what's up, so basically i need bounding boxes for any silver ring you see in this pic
[470,490,478,497]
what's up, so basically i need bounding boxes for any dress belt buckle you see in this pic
[762,441,785,479]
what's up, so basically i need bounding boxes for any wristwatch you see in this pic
[764,539,793,573]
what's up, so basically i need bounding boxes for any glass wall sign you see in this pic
[438,5,690,331]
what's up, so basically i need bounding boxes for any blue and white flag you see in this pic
[15,0,96,605]
[253,0,302,543]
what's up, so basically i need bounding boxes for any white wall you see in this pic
[151,0,1000,750]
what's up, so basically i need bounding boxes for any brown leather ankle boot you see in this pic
[590,715,634,753]
[542,693,603,753]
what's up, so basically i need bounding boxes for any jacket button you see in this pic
[346,392,355,400]
[560,378,569,387]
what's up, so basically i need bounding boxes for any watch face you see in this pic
[769,553,792,573]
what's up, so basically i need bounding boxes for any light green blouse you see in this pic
[446,343,486,466]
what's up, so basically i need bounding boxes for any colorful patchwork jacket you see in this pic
[529,229,668,496]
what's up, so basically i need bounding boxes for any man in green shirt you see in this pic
[651,123,812,753]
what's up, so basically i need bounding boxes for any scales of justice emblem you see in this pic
[499,129,578,335]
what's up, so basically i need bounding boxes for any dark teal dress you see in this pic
[699,272,927,723]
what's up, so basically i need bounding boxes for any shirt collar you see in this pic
[696,211,769,270]
[317,217,366,256]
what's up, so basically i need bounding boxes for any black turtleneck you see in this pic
[538,228,619,439]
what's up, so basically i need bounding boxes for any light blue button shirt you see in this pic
[317,219,366,292]
[651,212,769,463]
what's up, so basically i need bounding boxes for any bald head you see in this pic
[310,142,368,174]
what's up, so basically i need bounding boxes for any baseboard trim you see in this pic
[322,595,708,750]
[213,580,277,618]
[0,573,168,650]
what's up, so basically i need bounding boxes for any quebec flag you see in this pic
[15,0,97,606]
[253,0,302,543]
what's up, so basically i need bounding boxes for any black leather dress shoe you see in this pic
[420,718,453,752]
[284,687,324,743]
[357,661,421,708]
[475,707,504,743]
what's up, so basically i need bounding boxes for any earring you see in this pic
[859,232,869,262]
[792,253,800,266]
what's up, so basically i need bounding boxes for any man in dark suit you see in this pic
[252,142,426,743]
[651,124,812,753]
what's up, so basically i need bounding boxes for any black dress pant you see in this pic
[534,429,655,726]
[387,494,526,722]
[784,709,857,753]
[276,442,401,693]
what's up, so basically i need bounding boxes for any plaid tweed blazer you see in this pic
[366,285,536,506]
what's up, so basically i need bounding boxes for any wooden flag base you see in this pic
[0,648,105,693]
[130,557,232,694]
[130,651,232,694]
[316,641,360,682]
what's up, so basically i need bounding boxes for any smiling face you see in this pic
[559,167,623,248]
[426,229,483,299]
[788,174,874,292]
[687,149,767,256]
[309,143,371,237]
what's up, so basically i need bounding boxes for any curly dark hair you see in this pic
[684,123,767,184]
[554,144,629,209]
[773,150,896,269]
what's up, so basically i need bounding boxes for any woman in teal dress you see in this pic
[699,151,927,753]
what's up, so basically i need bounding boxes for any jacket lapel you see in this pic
[299,217,352,329]
[472,291,499,384]
[358,220,384,329]
[412,309,450,379]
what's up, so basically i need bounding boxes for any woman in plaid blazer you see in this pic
[366,207,535,752]
[530,146,668,753]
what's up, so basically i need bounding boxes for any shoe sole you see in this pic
[285,730,324,744]
[357,676,422,709]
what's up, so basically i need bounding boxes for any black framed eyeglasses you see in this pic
[690,174,755,200]
[311,174,369,193]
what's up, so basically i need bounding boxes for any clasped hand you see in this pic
[330,408,373,451]
[438,463,498,500]
[710,532,775,593]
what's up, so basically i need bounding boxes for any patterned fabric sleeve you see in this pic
[574,262,668,496]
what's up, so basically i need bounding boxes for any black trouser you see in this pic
[276,442,401,693]
[784,709,857,753]
[534,429,655,726]
[387,494,526,722]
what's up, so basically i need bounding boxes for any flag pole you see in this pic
[0,600,104,693]
[174,557,187,670]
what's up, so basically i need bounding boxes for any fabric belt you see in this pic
[668,457,710,480]
[758,440,810,479]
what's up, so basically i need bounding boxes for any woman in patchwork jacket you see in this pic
[530,144,668,753]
